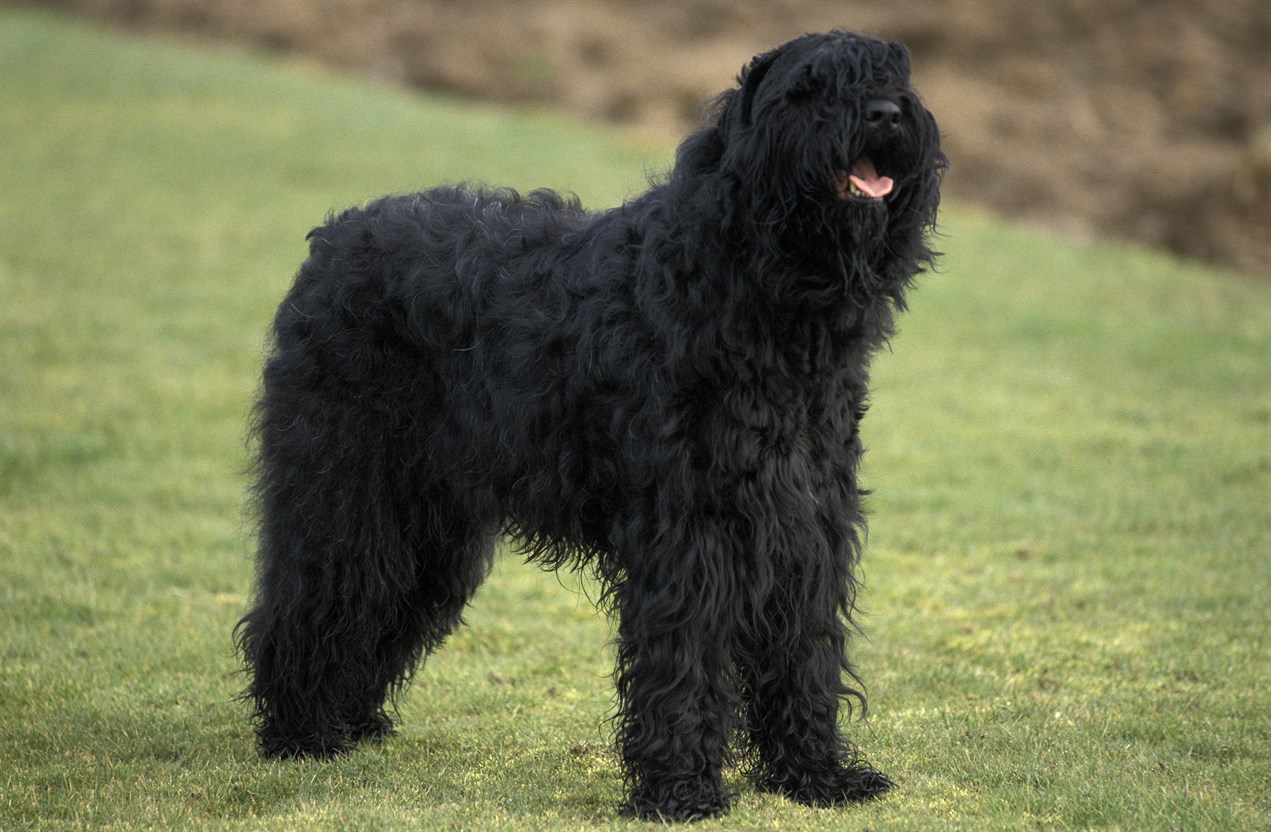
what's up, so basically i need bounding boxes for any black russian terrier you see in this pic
[237,30,944,821]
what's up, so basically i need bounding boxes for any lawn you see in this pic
[1,9,1267,830]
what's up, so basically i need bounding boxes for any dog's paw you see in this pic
[758,760,893,807]
[619,778,733,823]
[257,730,350,760]
[346,711,397,745]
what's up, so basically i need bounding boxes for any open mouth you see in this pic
[834,155,894,202]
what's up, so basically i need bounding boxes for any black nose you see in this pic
[865,99,902,131]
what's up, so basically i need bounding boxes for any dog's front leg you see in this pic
[738,511,894,807]
[611,522,740,822]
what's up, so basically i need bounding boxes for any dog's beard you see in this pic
[837,205,891,260]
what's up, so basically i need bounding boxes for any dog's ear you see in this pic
[674,121,727,177]
[887,42,912,77]
[737,50,779,128]
[784,63,819,101]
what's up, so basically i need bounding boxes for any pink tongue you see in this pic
[849,156,894,198]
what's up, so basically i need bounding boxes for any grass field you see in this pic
[1,9,1268,830]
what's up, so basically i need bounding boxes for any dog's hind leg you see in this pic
[345,489,497,743]
[237,375,491,758]
[235,397,403,756]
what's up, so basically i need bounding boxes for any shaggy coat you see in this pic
[237,30,945,821]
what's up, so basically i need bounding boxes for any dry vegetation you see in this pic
[40,0,1271,275]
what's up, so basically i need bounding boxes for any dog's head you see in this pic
[679,31,946,294]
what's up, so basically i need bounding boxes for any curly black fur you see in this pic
[236,30,944,821]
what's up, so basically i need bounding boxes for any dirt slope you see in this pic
[38,0,1271,275]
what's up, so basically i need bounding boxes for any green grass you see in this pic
[1,9,1267,830]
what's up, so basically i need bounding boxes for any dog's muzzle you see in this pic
[833,98,904,202]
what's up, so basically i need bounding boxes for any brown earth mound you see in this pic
[38,0,1271,275]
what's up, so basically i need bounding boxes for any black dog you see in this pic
[237,30,944,821]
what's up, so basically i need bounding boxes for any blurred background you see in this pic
[30,0,1271,276]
